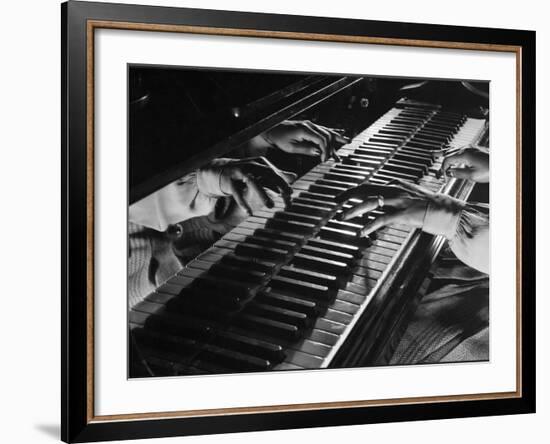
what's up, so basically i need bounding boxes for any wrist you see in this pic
[422,195,466,239]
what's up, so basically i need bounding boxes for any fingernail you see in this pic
[360,227,372,237]
[334,212,343,221]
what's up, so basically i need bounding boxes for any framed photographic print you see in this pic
[61,0,536,442]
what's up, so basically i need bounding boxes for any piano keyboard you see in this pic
[130,101,487,376]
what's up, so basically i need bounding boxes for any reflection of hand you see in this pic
[197,157,296,216]
[441,146,489,183]
[263,120,349,162]
[336,180,465,239]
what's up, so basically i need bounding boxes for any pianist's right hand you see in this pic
[197,157,296,216]
[336,180,489,274]
[441,146,489,182]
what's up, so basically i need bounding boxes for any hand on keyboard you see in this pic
[198,157,296,216]
[262,120,349,162]
[336,180,466,238]
[440,146,489,183]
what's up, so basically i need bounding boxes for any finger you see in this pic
[341,198,380,220]
[441,152,471,175]
[312,124,346,161]
[360,211,408,237]
[283,142,320,157]
[296,124,329,161]
[308,123,336,159]
[228,180,253,216]
[446,166,474,179]
[250,165,294,200]
[280,170,297,184]
[243,175,274,209]
[322,127,350,144]
[335,186,368,203]
[331,151,342,163]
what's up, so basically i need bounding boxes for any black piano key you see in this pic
[235,313,301,341]
[246,302,310,329]
[374,172,415,183]
[273,210,322,225]
[344,156,381,167]
[407,139,445,150]
[235,242,291,261]
[218,253,277,273]
[347,151,387,162]
[188,259,268,284]
[132,328,200,363]
[292,252,350,278]
[288,202,333,217]
[307,237,361,257]
[368,137,400,146]
[378,128,410,137]
[246,234,299,253]
[176,274,257,302]
[279,265,340,290]
[252,228,305,245]
[384,161,426,176]
[322,171,366,184]
[163,291,238,319]
[300,244,355,265]
[265,218,316,236]
[414,132,450,143]
[392,152,432,167]
[298,191,338,203]
[270,274,335,301]
[212,330,286,363]
[329,165,373,176]
[293,196,336,208]
[399,147,434,160]
[130,308,213,341]
[208,262,269,284]
[309,183,348,195]
[198,344,272,371]
[257,291,320,317]
[377,168,419,182]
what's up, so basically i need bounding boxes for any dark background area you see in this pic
[129,65,489,201]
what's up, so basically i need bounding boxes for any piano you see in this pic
[128,70,489,377]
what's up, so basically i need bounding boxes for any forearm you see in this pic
[423,199,489,274]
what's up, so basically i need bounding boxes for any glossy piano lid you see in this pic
[128,65,361,204]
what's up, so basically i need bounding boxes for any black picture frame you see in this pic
[61,1,536,442]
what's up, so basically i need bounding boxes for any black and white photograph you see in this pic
[127,66,490,378]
